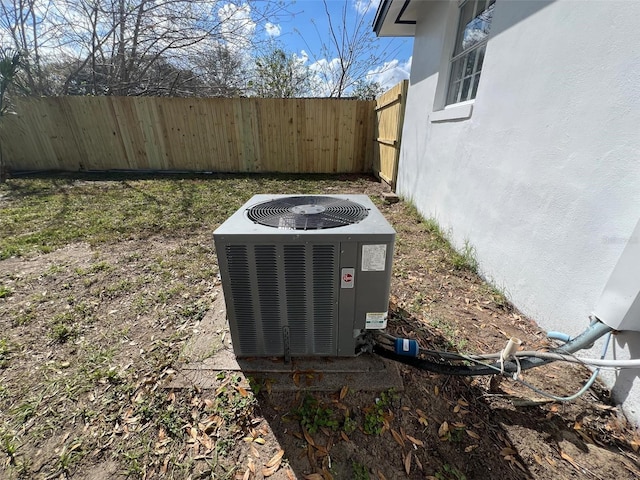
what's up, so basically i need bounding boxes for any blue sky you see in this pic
[258,0,414,91]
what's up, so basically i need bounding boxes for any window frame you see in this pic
[445,0,495,107]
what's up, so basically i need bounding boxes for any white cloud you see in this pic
[353,0,379,15]
[218,3,256,53]
[366,56,412,91]
[298,50,310,65]
[305,54,412,97]
[309,57,341,74]
[265,22,281,37]
[308,56,344,97]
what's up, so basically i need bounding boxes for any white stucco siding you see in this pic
[398,0,640,421]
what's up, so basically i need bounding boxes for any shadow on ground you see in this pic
[174,289,532,479]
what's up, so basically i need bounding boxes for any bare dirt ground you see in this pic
[0,174,639,479]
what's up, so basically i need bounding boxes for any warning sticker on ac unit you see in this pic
[361,244,387,271]
[365,312,388,329]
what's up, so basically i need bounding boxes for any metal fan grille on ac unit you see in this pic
[246,195,370,230]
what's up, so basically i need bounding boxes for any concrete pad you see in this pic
[167,287,403,392]
[381,192,400,204]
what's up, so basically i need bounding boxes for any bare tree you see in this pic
[0,0,63,95]
[351,78,382,100]
[190,43,247,97]
[0,0,289,97]
[302,0,402,97]
[251,46,311,98]
[62,0,258,96]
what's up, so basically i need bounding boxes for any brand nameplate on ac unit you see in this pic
[341,268,355,288]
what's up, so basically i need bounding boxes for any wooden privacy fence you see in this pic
[373,80,408,190]
[0,96,376,174]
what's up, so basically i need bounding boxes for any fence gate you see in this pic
[373,80,408,191]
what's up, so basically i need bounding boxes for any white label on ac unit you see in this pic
[361,244,387,271]
[365,312,388,329]
[341,268,355,288]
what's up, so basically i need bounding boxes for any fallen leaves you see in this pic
[339,385,349,400]
[416,408,428,427]
[160,455,170,475]
[183,421,218,456]
[154,427,171,454]
[453,398,471,416]
[262,449,285,477]
[250,443,260,458]
[236,385,249,397]
[559,450,580,471]
[406,434,424,447]
[391,428,405,447]
[466,430,480,440]
[500,447,517,456]
[199,414,223,435]
[302,469,333,480]
[266,449,285,468]
[243,427,266,445]
[303,428,315,448]
[238,460,256,480]
[438,421,449,438]
[500,446,526,473]
[404,451,412,475]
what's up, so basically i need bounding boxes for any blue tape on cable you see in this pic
[394,338,419,357]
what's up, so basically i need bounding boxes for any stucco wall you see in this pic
[398,0,640,422]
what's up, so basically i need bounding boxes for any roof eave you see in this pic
[373,0,394,35]
[372,0,417,37]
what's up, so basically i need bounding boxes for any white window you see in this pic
[446,0,496,106]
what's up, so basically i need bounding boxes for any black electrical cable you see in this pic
[373,344,498,375]
[373,320,613,376]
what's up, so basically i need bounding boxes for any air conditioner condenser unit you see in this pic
[213,194,396,358]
